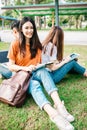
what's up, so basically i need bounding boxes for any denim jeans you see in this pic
[49,60,86,83]
[27,68,58,110]
[0,65,12,78]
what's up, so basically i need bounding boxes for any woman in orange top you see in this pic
[7,17,74,130]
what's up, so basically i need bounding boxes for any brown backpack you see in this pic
[0,70,31,107]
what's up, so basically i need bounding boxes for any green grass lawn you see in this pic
[0,43,87,130]
[0,42,10,51]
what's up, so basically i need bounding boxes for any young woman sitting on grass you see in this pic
[42,25,87,85]
[7,16,74,130]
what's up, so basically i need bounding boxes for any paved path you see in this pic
[0,30,87,45]
[64,31,87,45]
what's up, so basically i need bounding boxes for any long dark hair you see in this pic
[42,26,64,61]
[19,17,42,59]
[11,20,20,32]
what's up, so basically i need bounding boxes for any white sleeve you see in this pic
[42,43,57,63]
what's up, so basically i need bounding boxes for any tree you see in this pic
[2,0,54,29]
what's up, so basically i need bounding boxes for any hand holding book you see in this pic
[70,53,80,61]
[34,53,80,72]
[34,61,54,71]
[46,53,80,71]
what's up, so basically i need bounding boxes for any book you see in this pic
[0,62,8,69]
[32,53,80,72]
[34,61,54,71]
[70,53,80,60]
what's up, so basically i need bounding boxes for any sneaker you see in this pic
[50,114,74,130]
[54,101,75,122]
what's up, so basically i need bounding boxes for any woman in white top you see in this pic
[42,26,87,83]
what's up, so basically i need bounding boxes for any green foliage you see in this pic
[66,0,87,2]
[85,25,87,29]
[62,18,69,25]
[14,0,54,4]
[48,22,52,27]
[0,21,2,26]
[1,0,87,29]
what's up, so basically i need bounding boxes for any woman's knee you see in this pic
[29,80,41,93]
[34,68,50,79]
[30,80,40,89]
[37,68,48,74]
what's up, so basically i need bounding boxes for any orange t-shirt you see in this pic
[7,40,42,66]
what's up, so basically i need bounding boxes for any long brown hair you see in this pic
[19,17,42,59]
[42,26,64,61]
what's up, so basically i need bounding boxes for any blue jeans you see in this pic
[49,60,86,83]
[0,64,12,78]
[27,68,58,110]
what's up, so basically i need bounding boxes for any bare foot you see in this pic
[83,70,87,77]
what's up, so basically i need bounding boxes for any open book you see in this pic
[34,61,54,71]
[0,62,8,69]
[70,53,80,61]
[34,53,80,71]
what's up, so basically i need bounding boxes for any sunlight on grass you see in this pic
[0,42,10,51]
